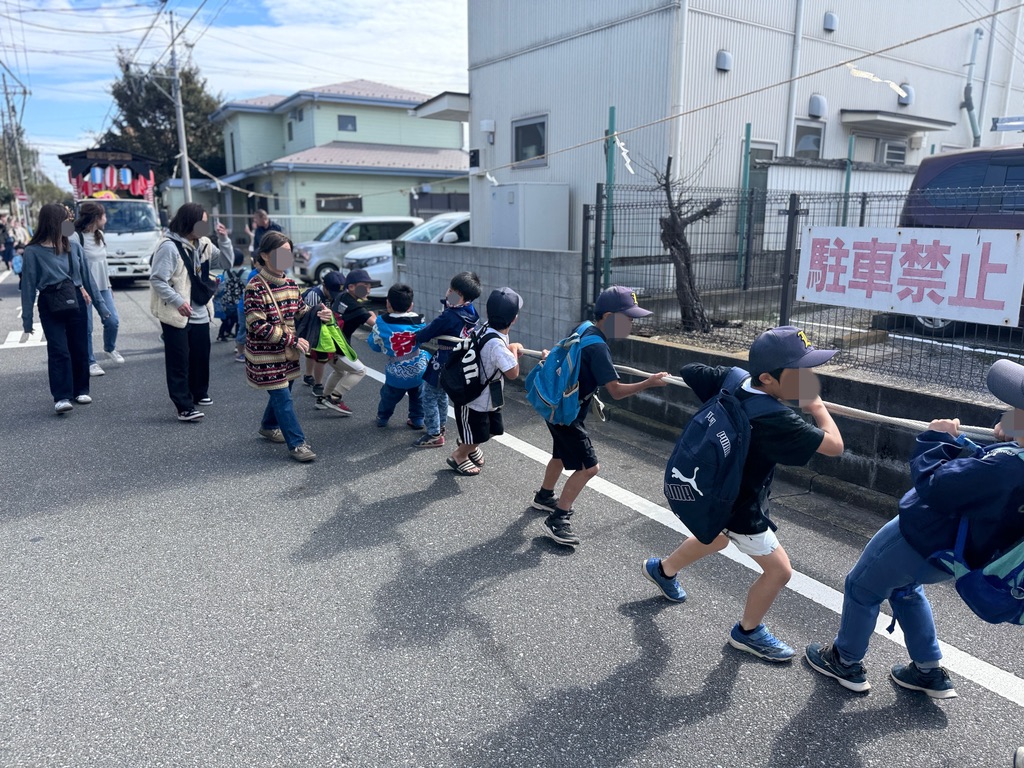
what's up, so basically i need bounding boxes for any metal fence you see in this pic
[584,182,1024,401]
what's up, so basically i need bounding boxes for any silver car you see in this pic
[293,216,422,284]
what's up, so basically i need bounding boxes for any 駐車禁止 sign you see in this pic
[798,227,1024,326]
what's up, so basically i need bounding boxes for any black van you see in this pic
[898,145,1024,334]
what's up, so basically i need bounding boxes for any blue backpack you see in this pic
[663,367,788,545]
[12,253,22,275]
[525,321,605,425]
[930,511,1024,625]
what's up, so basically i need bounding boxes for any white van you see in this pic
[344,212,471,298]
[293,216,422,284]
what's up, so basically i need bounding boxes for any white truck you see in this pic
[76,196,162,283]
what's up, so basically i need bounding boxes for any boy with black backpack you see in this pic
[530,286,668,546]
[445,287,523,476]
[641,326,843,661]
[806,358,1024,697]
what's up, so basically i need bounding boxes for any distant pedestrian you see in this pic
[532,286,668,546]
[806,359,1024,697]
[20,203,107,414]
[150,202,233,422]
[446,287,523,476]
[412,271,481,448]
[245,230,329,462]
[252,209,282,253]
[75,201,124,374]
[642,326,843,662]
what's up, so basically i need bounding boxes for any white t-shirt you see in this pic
[467,330,517,412]
[80,232,111,292]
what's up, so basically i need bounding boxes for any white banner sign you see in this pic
[798,226,1024,326]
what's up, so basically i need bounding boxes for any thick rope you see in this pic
[436,336,996,441]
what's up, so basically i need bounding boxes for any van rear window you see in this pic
[921,161,988,211]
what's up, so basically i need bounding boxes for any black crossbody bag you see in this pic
[171,239,219,306]
[39,250,79,316]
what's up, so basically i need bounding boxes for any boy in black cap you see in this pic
[641,325,843,662]
[447,287,524,475]
[300,269,344,396]
[806,358,1024,698]
[532,285,668,546]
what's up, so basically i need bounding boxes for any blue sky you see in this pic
[4,0,468,189]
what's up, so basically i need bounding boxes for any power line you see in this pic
[0,12,156,34]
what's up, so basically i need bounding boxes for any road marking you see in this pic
[0,330,44,349]
[362,364,1024,707]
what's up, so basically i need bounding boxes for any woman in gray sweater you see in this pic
[20,203,107,414]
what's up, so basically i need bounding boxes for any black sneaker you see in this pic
[531,489,558,513]
[805,642,870,691]
[541,514,580,546]
[890,662,957,699]
[177,409,205,422]
[312,383,325,397]
[302,375,315,387]
[196,396,213,406]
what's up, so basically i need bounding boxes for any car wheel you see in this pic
[911,315,962,337]
[314,264,338,284]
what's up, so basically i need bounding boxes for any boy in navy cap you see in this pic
[641,325,844,662]
[447,287,523,475]
[312,268,378,414]
[806,358,1024,698]
[532,285,668,546]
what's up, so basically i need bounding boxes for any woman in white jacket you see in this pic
[74,201,121,375]
[149,202,232,422]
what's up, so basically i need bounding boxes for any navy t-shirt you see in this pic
[334,292,372,342]
[575,325,618,421]
[681,363,825,534]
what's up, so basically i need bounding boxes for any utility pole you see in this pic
[2,73,28,219]
[169,12,192,202]
[0,95,12,190]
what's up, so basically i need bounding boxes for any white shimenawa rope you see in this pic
[435,336,996,441]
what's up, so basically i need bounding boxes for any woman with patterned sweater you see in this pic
[244,230,332,462]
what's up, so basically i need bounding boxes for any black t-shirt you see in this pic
[575,325,618,422]
[333,292,372,342]
[680,363,825,534]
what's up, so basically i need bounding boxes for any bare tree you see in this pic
[656,156,722,332]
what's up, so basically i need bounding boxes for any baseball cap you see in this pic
[486,287,522,328]
[987,359,1024,409]
[594,285,652,318]
[322,270,344,292]
[747,326,836,378]
[343,268,381,288]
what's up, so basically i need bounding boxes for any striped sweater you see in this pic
[243,267,308,390]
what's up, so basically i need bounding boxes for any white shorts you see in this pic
[722,528,780,558]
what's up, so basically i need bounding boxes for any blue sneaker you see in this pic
[890,662,958,699]
[642,558,687,602]
[728,622,795,662]
[805,642,870,692]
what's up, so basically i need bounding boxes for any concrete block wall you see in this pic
[402,243,585,352]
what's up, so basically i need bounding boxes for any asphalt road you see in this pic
[0,272,1021,768]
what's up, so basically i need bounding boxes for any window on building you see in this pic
[338,115,357,132]
[297,107,304,122]
[513,115,547,167]
[287,121,293,142]
[749,142,776,162]
[794,121,823,159]
[316,193,363,213]
[229,132,236,173]
[852,134,908,165]
[881,139,907,165]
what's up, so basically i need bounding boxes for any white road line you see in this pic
[0,331,44,349]
[362,364,1024,707]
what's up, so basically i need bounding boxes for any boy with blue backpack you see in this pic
[806,358,1024,698]
[529,285,668,547]
[641,326,843,661]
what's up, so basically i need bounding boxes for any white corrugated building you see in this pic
[457,1,1024,250]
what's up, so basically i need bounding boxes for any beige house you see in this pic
[163,80,469,245]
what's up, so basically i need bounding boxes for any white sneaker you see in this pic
[89,363,105,377]
[105,350,125,364]
[74,394,92,404]
[54,400,73,414]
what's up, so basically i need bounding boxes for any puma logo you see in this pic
[671,467,703,497]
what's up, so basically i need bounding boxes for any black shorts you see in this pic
[306,350,330,363]
[546,419,598,471]
[455,406,504,446]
